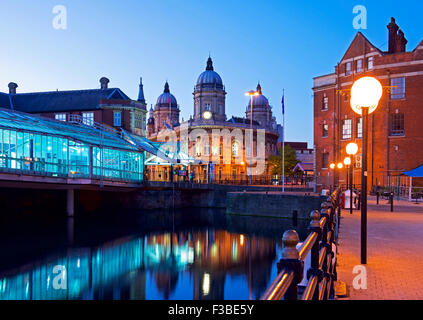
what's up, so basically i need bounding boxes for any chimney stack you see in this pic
[396,29,408,53]
[99,77,110,90]
[387,17,399,53]
[8,82,18,94]
[387,17,407,54]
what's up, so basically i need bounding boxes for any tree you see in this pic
[268,145,299,176]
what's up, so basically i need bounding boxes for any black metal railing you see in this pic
[261,189,341,300]
[146,173,315,187]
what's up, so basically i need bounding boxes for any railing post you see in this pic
[320,201,332,299]
[327,191,340,299]
[277,230,304,300]
[390,192,394,212]
[307,210,322,300]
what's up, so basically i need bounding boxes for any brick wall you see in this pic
[313,21,423,190]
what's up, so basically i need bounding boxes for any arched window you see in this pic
[204,142,210,155]
[232,141,239,157]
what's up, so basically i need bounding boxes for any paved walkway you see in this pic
[336,196,423,300]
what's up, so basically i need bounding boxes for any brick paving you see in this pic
[336,197,423,300]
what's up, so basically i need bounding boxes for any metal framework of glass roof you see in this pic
[0,108,137,151]
[122,130,198,165]
[0,108,197,169]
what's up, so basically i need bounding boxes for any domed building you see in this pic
[245,83,278,131]
[146,56,281,183]
[193,57,227,122]
[148,81,180,135]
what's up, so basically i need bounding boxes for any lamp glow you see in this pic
[346,142,359,155]
[202,110,212,120]
[350,77,383,115]
[202,273,210,296]
[344,157,351,166]
[329,163,336,169]
[337,163,343,169]
[245,90,259,96]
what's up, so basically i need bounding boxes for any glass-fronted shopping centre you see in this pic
[0,109,145,182]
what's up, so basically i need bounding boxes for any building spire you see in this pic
[206,56,214,71]
[164,81,170,93]
[137,77,146,103]
[256,82,262,95]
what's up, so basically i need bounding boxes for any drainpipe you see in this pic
[335,63,340,188]
[387,70,391,189]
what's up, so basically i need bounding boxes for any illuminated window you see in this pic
[55,113,66,122]
[204,142,210,155]
[391,77,405,100]
[342,119,352,140]
[357,117,362,138]
[357,59,362,73]
[368,57,374,70]
[113,111,121,127]
[322,95,328,110]
[82,112,94,126]
[232,141,239,157]
[322,124,328,137]
[390,113,404,136]
[345,62,352,75]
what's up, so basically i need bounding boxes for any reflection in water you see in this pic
[0,209,307,300]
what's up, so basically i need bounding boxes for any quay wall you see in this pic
[226,192,325,219]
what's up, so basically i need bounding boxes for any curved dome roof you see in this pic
[196,57,223,88]
[248,84,269,107]
[156,82,178,108]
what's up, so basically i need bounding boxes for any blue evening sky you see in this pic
[0,0,422,145]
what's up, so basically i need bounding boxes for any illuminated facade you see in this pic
[147,57,281,182]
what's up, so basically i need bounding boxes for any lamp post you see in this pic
[346,142,358,215]
[344,156,351,190]
[329,162,344,192]
[245,90,259,185]
[350,77,383,265]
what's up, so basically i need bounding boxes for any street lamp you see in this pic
[344,156,352,213]
[346,142,358,216]
[344,156,351,185]
[245,90,259,184]
[350,77,383,265]
[329,162,344,192]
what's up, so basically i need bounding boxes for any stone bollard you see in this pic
[390,192,394,212]
[277,230,304,300]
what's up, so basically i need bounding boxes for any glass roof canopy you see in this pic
[0,109,139,152]
[0,108,197,174]
[122,130,198,166]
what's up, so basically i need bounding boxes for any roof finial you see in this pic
[256,82,262,94]
[164,81,170,93]
[137,76,146,103]
[206,56,214,71]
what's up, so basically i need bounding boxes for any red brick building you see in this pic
[1,77,147,137]
[313,17,423,191]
